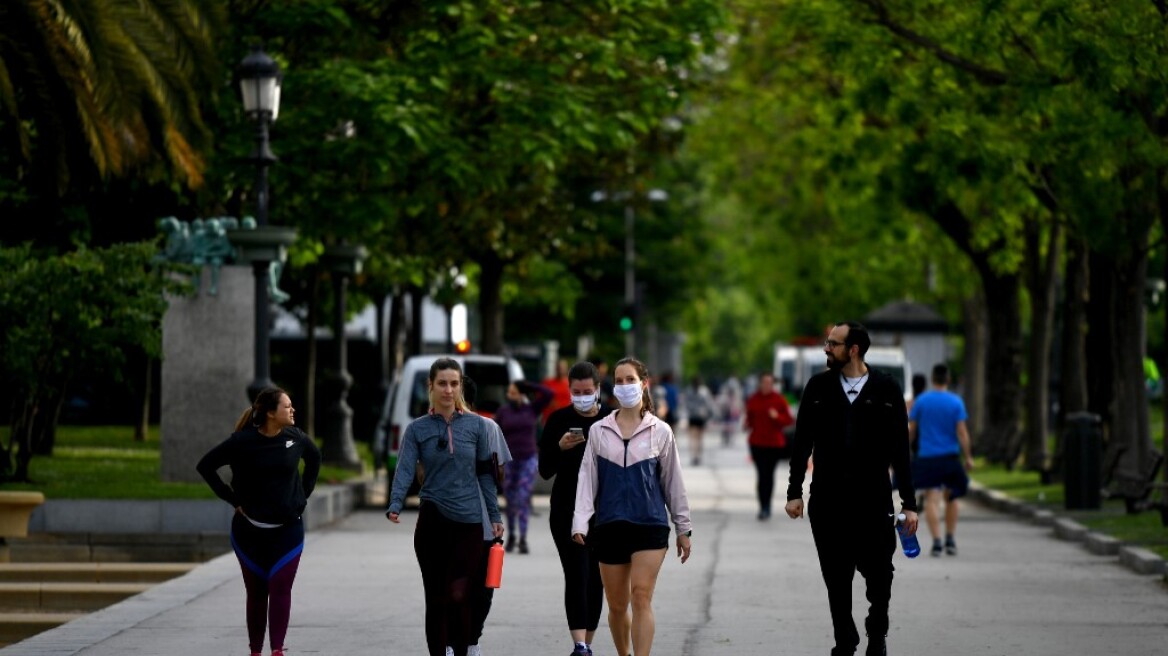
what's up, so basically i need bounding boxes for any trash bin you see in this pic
[1064,411,1102,510]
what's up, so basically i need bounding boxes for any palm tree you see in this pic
[0,0,223,193]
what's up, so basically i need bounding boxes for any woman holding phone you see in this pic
[539,361,613,656]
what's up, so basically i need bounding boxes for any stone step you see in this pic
[0,562,196,583]
[4,532,230,563]
[0,611,84,647]
[0,582,151,612]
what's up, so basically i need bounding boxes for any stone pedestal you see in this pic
[161,266,254,482]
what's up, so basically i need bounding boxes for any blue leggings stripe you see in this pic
[269,542,304,578]
[230,531,269,579]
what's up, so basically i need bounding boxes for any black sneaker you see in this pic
[930,541,943,557]
[865,635,887,656]
[945,539,957,556]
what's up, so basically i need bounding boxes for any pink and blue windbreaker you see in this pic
[572,411,692,538]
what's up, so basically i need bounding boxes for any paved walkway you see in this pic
[5,432,1167,655]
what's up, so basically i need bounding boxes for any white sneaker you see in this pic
[445,648,454,656]
[468,646,482,656]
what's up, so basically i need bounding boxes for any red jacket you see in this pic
[744,391,794,448]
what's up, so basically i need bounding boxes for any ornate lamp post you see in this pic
[231,45,296,402]
[320,243,367,468]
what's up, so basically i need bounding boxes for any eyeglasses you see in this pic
[824,340,846,349]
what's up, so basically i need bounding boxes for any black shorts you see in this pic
[589,521,671,565]
[911,455,969,498]
[688,417,708,429]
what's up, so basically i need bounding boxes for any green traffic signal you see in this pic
[620,316,633,331]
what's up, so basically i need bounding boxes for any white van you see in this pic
[373,353,526,481]
[774,342,911,401]
[864,346,912,401]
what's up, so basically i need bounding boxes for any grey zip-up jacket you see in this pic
[387,410,500,524]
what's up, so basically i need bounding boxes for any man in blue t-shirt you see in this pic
[908,364,974,557]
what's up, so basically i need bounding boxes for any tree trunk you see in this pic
[961,291,987,440]
[135,353,152,442]
[11,396,36,482]
[31,385,65,457]
[407,285,425,357]
[1086,249,1114,427]
[304,268,320,436]
[923,200,1022,464]
[1052,237,1089,480]
[1108,246,1154,500]
[478,251,506,355]
[980,271,1024,466]
[1021,220,1062,471]
[387,289,406,376]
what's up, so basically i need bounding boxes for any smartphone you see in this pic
[570,427,584,439]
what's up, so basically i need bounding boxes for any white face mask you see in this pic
[571,393,598,413]
[613,383,643,408]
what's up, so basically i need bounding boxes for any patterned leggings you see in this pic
[231,514,304,654]
[503,456,539,537]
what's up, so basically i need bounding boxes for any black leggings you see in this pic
[470,539,495,644]
[551,512,604,632]
[750,446,784,512]
[415,502,485,656]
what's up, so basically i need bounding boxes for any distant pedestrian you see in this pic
[542,358,573,423]
[743,372,794,519]
[386,358,504,656]
[908,364,974,558]
[785,322,918,656]
[683,375,716,465]
[196,387,321,656]
[717,375,744,446]
[494,379,554,553]
[574,357,692,656]
[539,361,613,656]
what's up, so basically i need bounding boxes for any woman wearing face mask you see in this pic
[493,378,554,553]
[539,361,614,656]
[573,357,692,656]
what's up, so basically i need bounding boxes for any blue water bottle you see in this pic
[895,513,920,558]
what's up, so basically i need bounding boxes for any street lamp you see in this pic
[232,45,295,402]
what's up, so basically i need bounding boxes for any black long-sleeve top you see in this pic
[197,425,322,525]
[786,368,917,514]
[538,404,613,522]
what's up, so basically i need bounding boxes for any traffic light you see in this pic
[619,304,635,332]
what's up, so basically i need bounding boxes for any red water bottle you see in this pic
[485,539,505,588]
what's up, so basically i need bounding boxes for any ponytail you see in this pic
[233,407,255,432]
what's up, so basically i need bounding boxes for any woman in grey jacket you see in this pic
[387,358,504,656]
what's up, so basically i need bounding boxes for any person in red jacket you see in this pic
[743,372,794,520]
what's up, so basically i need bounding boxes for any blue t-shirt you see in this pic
[909,390,968,458]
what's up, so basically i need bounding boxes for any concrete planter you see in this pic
[0,492,45,538]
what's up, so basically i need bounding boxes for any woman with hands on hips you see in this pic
[572,357,692,656]
[386,358,504,656]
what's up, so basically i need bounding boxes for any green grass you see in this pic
[972,461,1168,560]
[0,424,371,500]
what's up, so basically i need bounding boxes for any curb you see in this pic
[966,482,1167,580]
